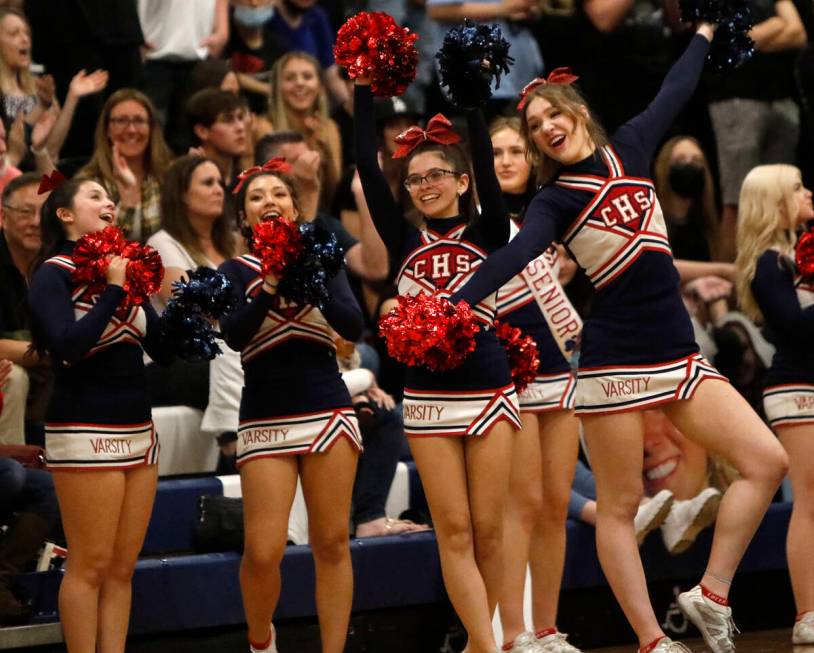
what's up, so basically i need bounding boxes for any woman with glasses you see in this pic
[80,89,172,243]
[352,68,520,653]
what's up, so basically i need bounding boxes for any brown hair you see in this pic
[160,155,235,266]
[234,169,303,244]
[81,89,172,187]
[268,51,329,130]
[489,115,537,196]
[653,135,720,260]
[402,140,475,222]
[519,83,608,185]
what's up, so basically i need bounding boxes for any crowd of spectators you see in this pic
[0,0,810,628]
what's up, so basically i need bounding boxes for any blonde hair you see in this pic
[653,135,720,260]
[268,51,329,130]
[0,9,34,97]
[519,83,608,185]
[735,164,801,322]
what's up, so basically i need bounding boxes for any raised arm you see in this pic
[28,266,125,365]
[321,269,364,342]
[217,263,275,352]
[353,83,410,263]
[466,108,510,250]
[452,194,559,306]
[621,26,713,159]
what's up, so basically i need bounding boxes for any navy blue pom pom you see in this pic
[436,21,514,108]
[278,223,344,311]
[160,267,237,361]
[680,0,754,70]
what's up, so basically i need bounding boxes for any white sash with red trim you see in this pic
[496,222,582,362]
[397,224,497,325]
[555,146,672,291]
[236,255,336,362]
[45,256,147,361]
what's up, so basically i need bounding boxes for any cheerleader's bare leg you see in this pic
[300,438,360,653]
[776,424,814,616]
[582,410,666,648]
[661,380,788,598]
[240,457,299,648]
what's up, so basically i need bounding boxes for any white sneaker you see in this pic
[640,638,692,652]
[536,630,582,652]
[503,632,544,653]
[661,488,722,555]
[635,490,674,545]
[677,585,738,653]
[793,611,814,644]
[250,624,278,653]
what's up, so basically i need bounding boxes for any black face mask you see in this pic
[668,163,706,199]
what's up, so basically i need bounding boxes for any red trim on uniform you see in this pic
[404,383,516,398]
[701,584,729,606]
[578,353,701,373]
[45,420,153,430]
[249,630,273,651]
[639,636,666,653]
[404,413,519,439]
[239,406,357,426]
[535,628,557,639]
[47,460,156,473]
[236,430,362,466]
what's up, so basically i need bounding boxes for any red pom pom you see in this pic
[378,293,480,371]
[494,321,540,394]
[250,217,304,278]
[797,231,814,281]
[334,11,418,98]
[72,226,163,309]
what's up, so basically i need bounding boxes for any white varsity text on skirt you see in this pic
[575,353,726,415]
[519,372,576,413]
[763,384,814,428]
[402,383,522,437]
[45,421,159,470]
[237,408,362,465]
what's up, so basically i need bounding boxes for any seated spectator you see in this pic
[571,409,735,554]
[187,88,248,189]
[145,155,236,410]
[138,0,229,152]
[267,0,349,105]
[80,89,172,243]
[0,118,21,195]
[706,0,807,261]
[268,52,342,210]
[0,173,50,444]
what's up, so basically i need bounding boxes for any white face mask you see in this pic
[233,5,274,28]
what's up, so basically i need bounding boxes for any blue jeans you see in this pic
[568,459,596,522]
[0,458,58,522]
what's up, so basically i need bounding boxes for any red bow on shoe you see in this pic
[392,114,461,159]
[516,68,580,110]
[233,158,293,194]
[38,169,66,195]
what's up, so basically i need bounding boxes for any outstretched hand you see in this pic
[68,69,109,100]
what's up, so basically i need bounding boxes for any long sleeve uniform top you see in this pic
[218,254,363,415]
[751,249,814,385]
[27,242,172,424]
[354,83,514,391]
[452,34,711,369]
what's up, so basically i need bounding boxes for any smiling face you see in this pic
[405,151,468,219]
[184,161,224,221]
[492,127,531,195]
[280,56,320,114]
[243,173,299,226]
[57,181,116,240]
[107,99,151,161]
[2,182,44,254]
[525,96,593,166]
[0,13,30,72]
[642,409,709,499]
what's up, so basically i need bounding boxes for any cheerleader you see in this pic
[450,24,788,653]
[27,177,171,652]
[734,165,814,646]
[353,74,521,653]
[218,162,364,653]
[490,116,583,653]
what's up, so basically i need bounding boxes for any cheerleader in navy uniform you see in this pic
[27,177,171,653]
[734,165,814,647]
[450,24,788,653]
[218,162,364,653]
[353,73,521,653]
[490,116,584,653]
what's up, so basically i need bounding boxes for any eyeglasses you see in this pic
[403,168,459,191]
[109,116,150,129]
[2,204,37,219]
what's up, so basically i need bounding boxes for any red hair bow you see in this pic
[392,114,461,159]
[38,169,66,195]
[516,68,580,110]
[233,158,293,194]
